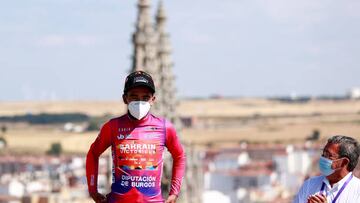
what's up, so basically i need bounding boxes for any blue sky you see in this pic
[1,0,360,101]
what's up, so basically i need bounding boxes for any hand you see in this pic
[89,192,107,203]
[165,194,178,203]
[307,194,327,203]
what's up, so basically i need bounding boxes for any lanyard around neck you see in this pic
[320,174,353,203]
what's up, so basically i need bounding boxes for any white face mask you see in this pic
[128,101,151,120]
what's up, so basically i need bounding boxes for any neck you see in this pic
[327,169,350,186]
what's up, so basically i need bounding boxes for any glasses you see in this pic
[321,149,340,160]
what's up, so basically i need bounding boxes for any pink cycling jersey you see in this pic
[86,113,186,203]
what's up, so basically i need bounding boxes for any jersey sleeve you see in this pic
[165,121,186,196]
[86,120,112,194]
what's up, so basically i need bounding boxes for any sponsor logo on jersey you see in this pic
[145,126,160,131]
[117,134,133,140]
[143,133,160,139]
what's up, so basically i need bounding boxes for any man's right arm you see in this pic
[86,121,112,201]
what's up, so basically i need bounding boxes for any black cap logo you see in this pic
[134,76,148,84]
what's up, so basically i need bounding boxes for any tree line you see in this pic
[0,113,90,124]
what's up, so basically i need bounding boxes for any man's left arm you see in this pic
[165,121,186,202]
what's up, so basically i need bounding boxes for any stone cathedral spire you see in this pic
[132,0,156,72]
[155,0,180,126]
[131,0,162,115]
[131,0,180,120]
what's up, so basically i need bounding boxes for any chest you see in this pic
[113,125,165,145]
[111,124,166,169]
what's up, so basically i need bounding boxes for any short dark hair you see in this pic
[327,135,360,171]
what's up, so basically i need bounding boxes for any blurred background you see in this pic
[1,0,360,203]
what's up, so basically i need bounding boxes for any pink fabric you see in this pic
[86,113,186,202]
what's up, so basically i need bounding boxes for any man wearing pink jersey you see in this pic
[86,71,186,203]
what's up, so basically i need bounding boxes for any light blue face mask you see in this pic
[319,156,335,176]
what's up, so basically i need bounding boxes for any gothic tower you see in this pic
[131,0,181,122]
[131,0,163,115]
[155,0,181,128]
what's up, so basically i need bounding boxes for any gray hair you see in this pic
[327,135,360,171]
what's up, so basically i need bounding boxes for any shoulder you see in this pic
[307,175,324,182]
[164,118,175,131]
[99,115,124,130]
[352,173,360,180]
[346,175,360,198]
[300,175,324,189]
[148,114,174,127]
[148,114,164,122]
[107,115,128,124]
[304,175,324,184]
[111,114,128,121]
[351,175,360,186]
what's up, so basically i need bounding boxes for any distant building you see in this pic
[202,190,231,203]
[348,87,360,99]
[0,155,94,203]
[202,144,320,203]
